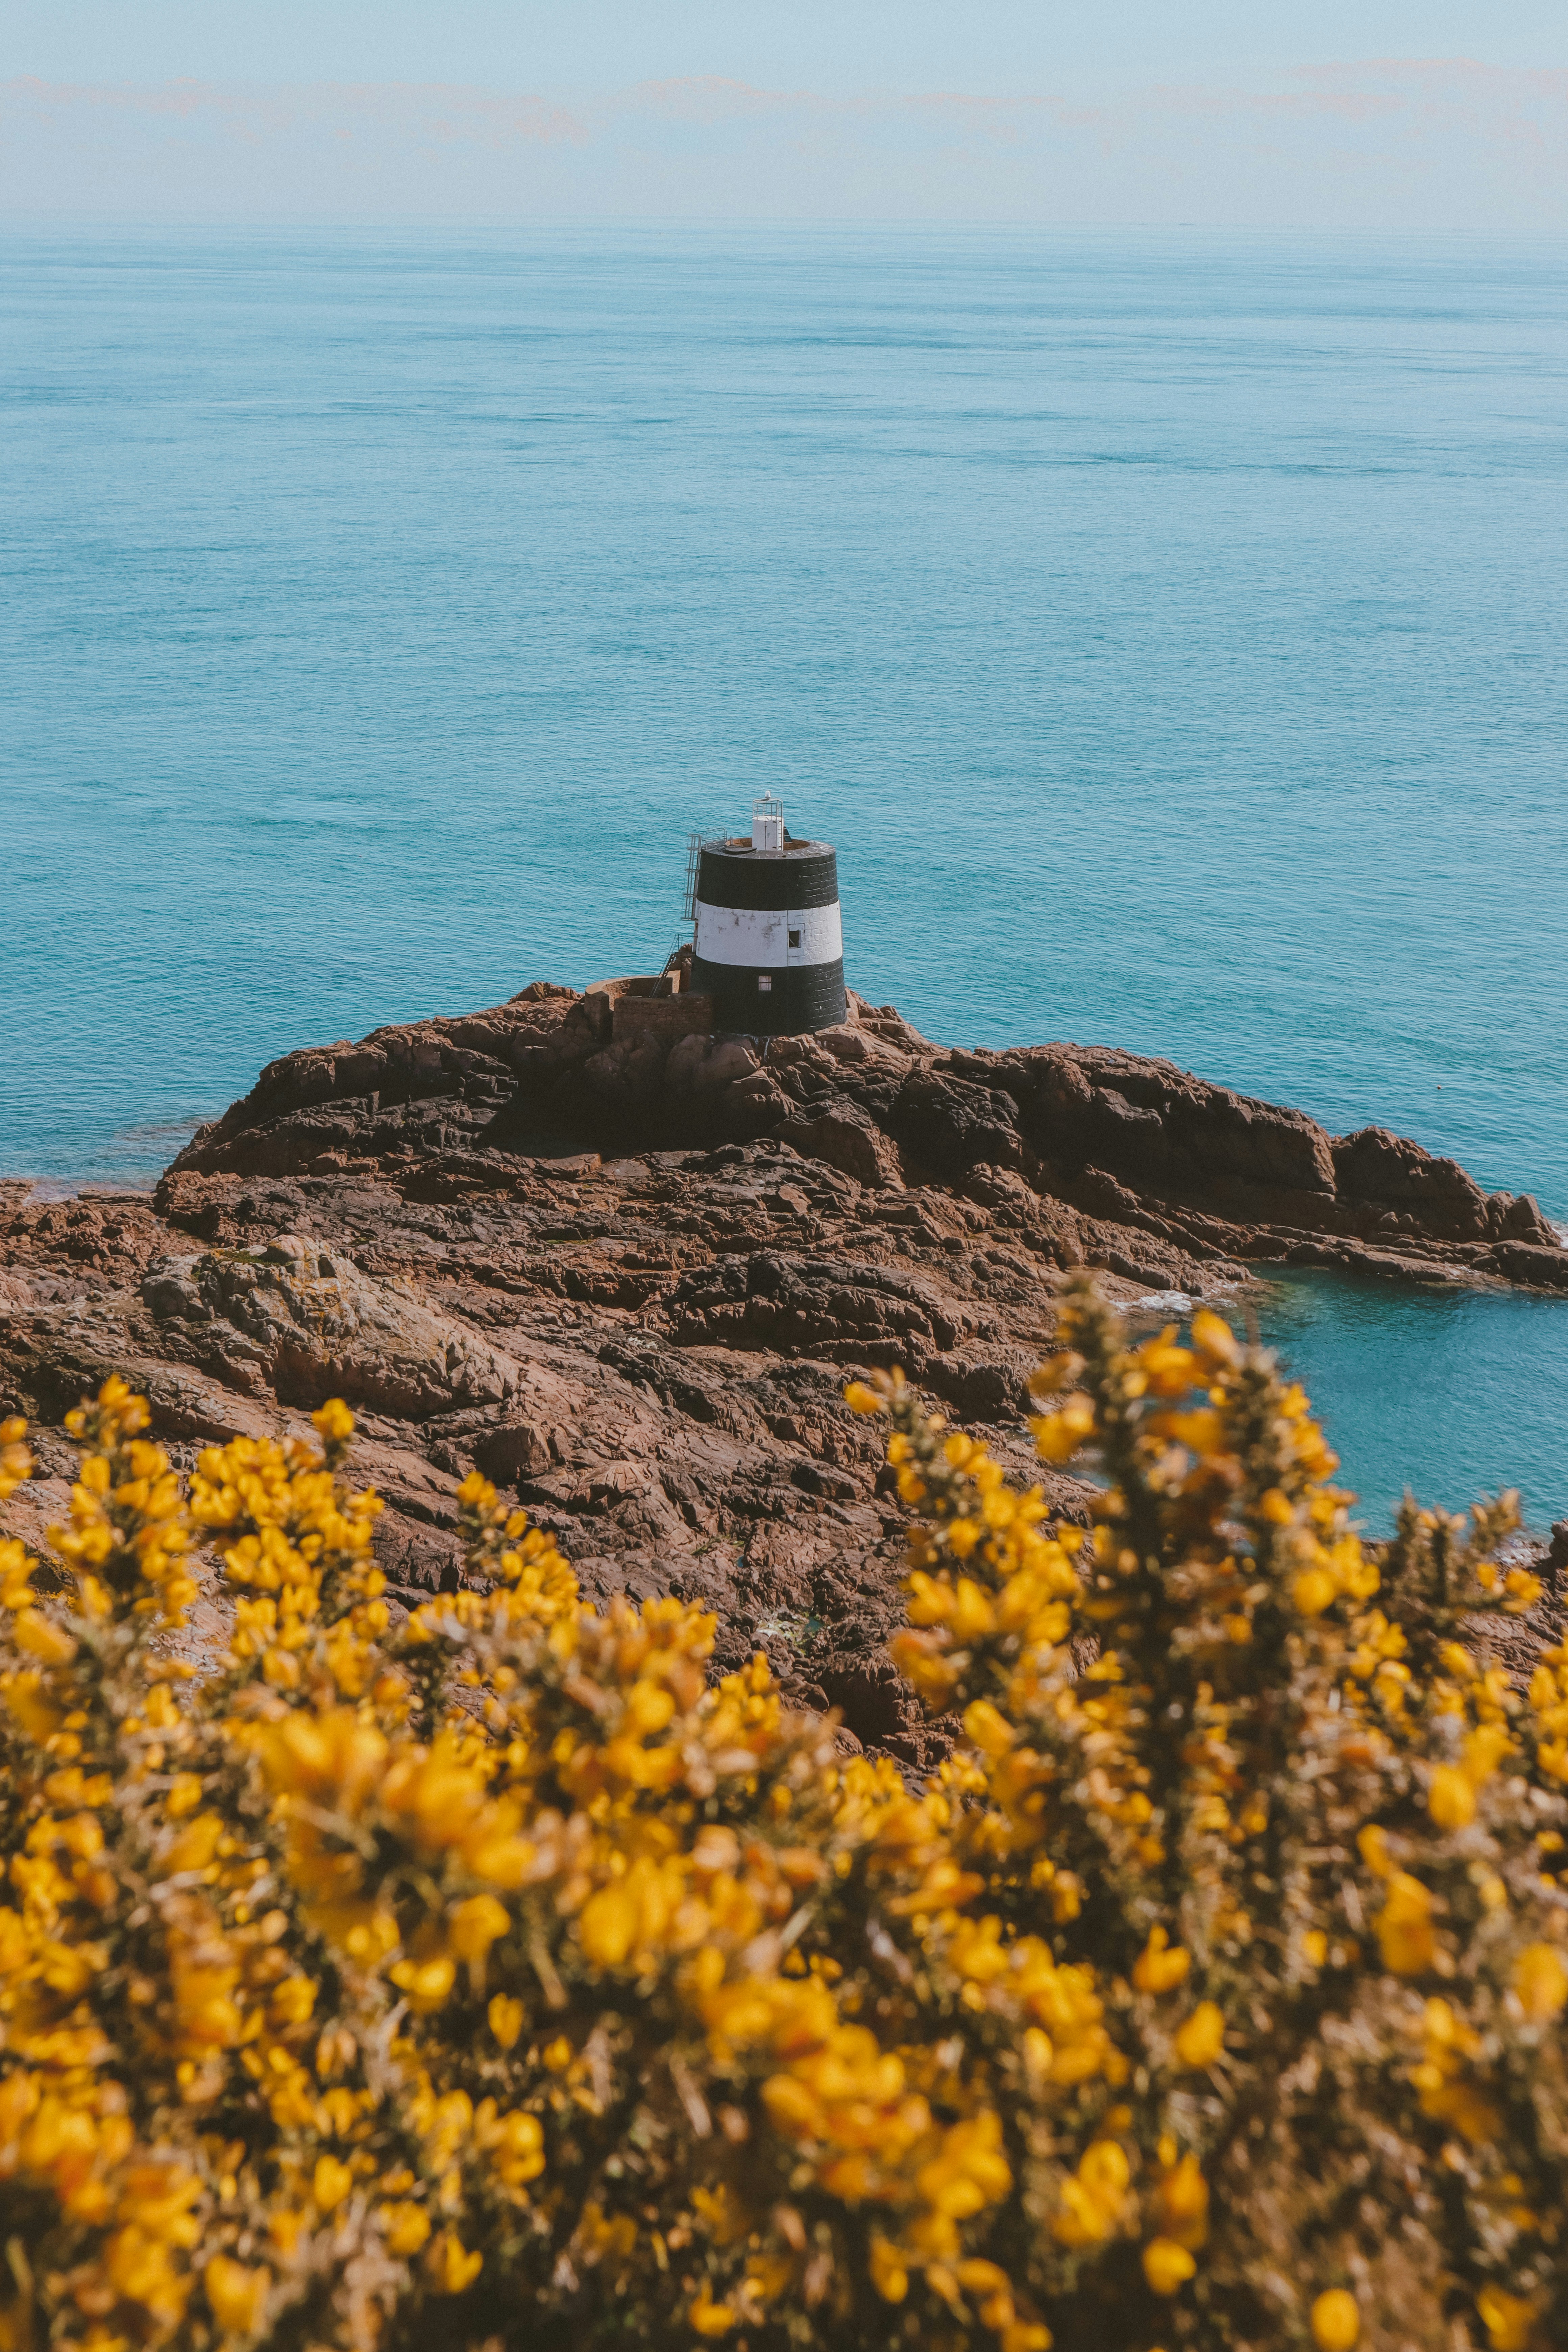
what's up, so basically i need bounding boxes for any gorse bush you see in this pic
[0,1278,1564,2352]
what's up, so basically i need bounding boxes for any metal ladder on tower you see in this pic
[661,830,707,978]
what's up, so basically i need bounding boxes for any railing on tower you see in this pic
[664,827,716,977]
[681,830,704,927]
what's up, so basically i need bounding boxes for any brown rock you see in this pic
[7,978,1564,1767]
[776,1101,904,1191]
[473,1420,554,1483]
[141,1235,521,1419]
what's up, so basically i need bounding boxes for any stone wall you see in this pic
[610,992,715,1046]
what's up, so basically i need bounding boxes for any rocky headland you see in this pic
[4,980,1565,1765]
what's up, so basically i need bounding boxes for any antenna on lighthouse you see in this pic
[751,794,784,852]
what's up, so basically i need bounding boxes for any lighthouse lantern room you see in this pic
[689,799,846,1035]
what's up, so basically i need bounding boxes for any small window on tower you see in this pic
[788,929,800,949]
[758,974,773,992]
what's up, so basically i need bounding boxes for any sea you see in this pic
[3,225,1565,1532]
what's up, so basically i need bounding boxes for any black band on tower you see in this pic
[695,845,839,912]
[689,956,847,1036]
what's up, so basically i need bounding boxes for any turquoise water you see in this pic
[3,226,1565,1527]
[1252,1273,1567,1532]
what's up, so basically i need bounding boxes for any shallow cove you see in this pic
[1250,1270,1566,1534]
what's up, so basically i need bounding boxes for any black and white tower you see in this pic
[689,798,847,1035]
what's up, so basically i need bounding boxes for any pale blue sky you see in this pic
[11,1,1567,90]
[5,2,1566,224]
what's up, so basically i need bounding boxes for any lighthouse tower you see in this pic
[689,798,846,1036]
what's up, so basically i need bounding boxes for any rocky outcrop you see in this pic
[3,986,1564,1767]
[141,1235,522,1419]
[0,1146,1099,1770]
[169,982,1566,1293]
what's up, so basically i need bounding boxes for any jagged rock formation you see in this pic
[169,982,1565,1290]
[3,983,1564,1765]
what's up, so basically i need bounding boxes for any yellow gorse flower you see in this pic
[1310,2287,1361,2350]
[0,1287,1564,2352]
[835,1283,1566,2351]
[0,1417,32,1504]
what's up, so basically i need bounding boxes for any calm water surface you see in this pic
[3,226,1565,1527]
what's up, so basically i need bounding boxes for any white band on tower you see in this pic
[691,901,843,969]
